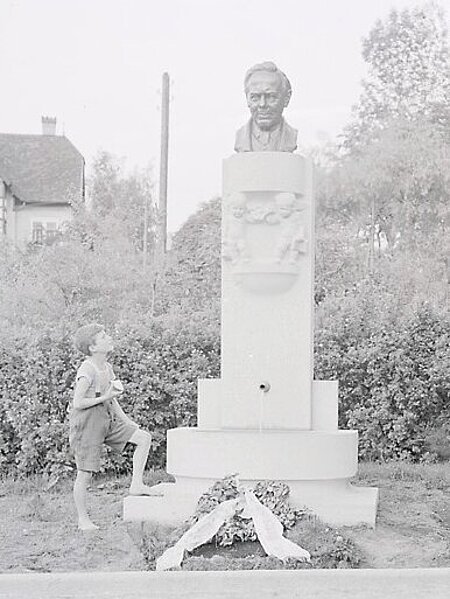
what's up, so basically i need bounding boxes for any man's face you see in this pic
[246,71,288,131]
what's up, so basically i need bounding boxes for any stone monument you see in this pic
[234,62,297,152]
[124,62,378,527]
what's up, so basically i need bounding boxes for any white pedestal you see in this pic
[124,426,378,527]
[221,153,314,430]
[124,479,378,528]
[124,153,378,528]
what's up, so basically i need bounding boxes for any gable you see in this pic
[0,134,84,205]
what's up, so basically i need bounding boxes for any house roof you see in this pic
[0,133,84,205]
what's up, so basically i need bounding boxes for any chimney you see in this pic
[41,116,57,135]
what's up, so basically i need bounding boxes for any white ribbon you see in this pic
[156,490,310,570]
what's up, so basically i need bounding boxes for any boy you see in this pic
[70,323,159,530]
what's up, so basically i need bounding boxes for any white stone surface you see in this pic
[197,379,340,432]
[123,152,378,528]
[220,153,314,430]
[124,478,379,528]
[311,380,339,431]
[197,379,222,429]
[123,482,203,526]
[223,152,307,193]
[166,428,357,480]
[287,479,379,527]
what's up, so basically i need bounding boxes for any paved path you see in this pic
[0,568,449,598]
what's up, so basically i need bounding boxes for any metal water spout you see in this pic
[258,381,271,433]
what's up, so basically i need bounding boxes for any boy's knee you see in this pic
[133,429,152,447]
[141,430,152,446]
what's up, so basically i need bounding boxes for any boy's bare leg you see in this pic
[128,429,163,496]
[74,470,99,530]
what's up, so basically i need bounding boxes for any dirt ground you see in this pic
[345,463,450,568]
[0,463,448,572]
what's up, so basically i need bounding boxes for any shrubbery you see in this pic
[315,293,449,461]
[1,230,448,476]
[0,316,220,478]
[2,2,449,479]
[0,292,446,478]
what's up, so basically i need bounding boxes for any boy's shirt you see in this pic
[72,359,127,422]
[76,359,114,400]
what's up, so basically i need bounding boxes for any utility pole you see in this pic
[0,179,6,235]
[158,72,170,255]
[142,190,149,271]
[151,72,170,315]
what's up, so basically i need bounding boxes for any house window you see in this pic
[32,222,44,244]
[31,221,60,245]
[45,222,58,243]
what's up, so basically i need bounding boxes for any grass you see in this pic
[0,462,449,572]
[357,461,449,488]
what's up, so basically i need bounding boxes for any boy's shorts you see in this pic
[69,404,138,472]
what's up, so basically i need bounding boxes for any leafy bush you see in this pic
[315,294,449,461]
[0,316,220,478]
[156,198,221,320]
[0,337,76,478]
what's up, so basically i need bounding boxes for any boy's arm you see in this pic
[73,377,119,410]
[110,397,136,426]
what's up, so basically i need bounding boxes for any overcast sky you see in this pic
[0,0,441,231]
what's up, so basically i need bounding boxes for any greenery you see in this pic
[0,318,220,477]
[315,294,449,461]
[156,197,221,321]
[133,476,362,571]
[0,3,449,476]
[343,2,449,149]
[188,476,306,547]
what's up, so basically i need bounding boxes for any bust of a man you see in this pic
[235,62,297,153]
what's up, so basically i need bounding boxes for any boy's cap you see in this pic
[74,323,105,356]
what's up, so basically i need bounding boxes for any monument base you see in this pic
[123,427,378,527]
[123,479,378,528]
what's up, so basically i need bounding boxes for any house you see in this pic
[0,117,85,248]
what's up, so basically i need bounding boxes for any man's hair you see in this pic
[74,323,104,356]
[244,61,292,98]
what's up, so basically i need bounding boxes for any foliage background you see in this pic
[0,2,448,477]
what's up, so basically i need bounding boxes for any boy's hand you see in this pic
[103,384,122,401]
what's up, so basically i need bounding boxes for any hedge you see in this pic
[315,298,449,461]
[0,301,448,478]
[0,316,220,478]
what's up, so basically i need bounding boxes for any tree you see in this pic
[85,151,156,254]
[344,2,449,149]
[156,198,221,324]
[315,118,449,315]
[0,151,160,342]
[316,3,449,286]
[339,118,447,241]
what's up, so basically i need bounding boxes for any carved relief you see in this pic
[223,191,308,269]
[222,192,250,264]
[274,193,308,264]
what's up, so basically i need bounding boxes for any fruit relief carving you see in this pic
[223,192,307,268]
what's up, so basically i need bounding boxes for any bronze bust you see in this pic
[235,62,297,153]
